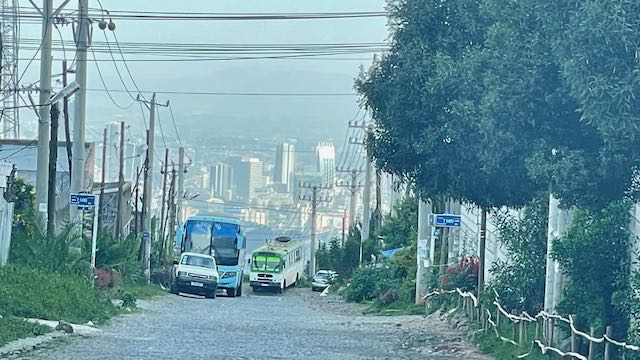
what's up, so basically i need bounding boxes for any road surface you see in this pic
[16,288,487,360]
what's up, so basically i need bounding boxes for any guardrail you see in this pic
[424,288,639,360]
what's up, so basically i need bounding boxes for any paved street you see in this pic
[18,288,486,360]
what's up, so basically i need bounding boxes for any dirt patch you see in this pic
[300,289,490,359]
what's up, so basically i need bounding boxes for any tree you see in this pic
[376,195,417,250]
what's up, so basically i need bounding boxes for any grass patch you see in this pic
[296,278,312,288]
[362,300,426,316]
[0,265,117,324]
[0,317,52,347]
[120,283,167,299]
[476,331,546,360]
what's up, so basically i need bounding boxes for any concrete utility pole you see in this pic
[35,0,54,213]
[360,125,374,262]
[159,148,169,246]
[373,168,383,233]
[61,61,72,174]
[138,93,169,283]
[416,199,432,304]
[335,167,363,232]
[70,0,90,222]
[299,183,331,277]
[478,207,488,293]
[97,128,108,232]
[177,147,185,224]
[115,121,125,238]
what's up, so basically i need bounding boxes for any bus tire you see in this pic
[237,281,243,296]
[228,286,237,297]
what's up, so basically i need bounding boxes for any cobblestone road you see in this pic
[17,288,487,360]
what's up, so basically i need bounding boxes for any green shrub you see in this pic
[0,265,117,324]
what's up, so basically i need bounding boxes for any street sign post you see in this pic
[70,193,95,209]
[70,193,99,279]
[428,213,462,228]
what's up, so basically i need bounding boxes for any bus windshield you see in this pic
[184,220,240,266]
[252,253,282,272]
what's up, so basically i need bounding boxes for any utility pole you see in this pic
[62,61,72,174]
[299,182,331,277]
[336,167,363,232]
[97,128,107,233]
[416,199,432,304]
[159,148,169,247]
[139,130,149,263]
[35,0,54,213]
[348,122,374,265]
[134,166,140,236]
[70,0,91,223]
[166,164,178,260]
[138,93,169,283]
[46,103,59,237]
[177,147,186,224]
[373,168,383,232]
[115,121,125,238]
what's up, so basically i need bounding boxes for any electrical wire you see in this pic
[167,105,183,148]
[82,88,356,97]
[0,138,37,160]
[89,46,136,109]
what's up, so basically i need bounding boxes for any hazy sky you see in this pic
[16,0,388,144]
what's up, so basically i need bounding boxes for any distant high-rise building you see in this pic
[210,163,233,199]
[316,142,336,187]
[274,142,295,193]
[230,157,263,202]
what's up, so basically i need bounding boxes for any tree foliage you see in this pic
[551,200,633,342]
[376,195,417,250]
[488,195,548,314]
[357,0,640,210]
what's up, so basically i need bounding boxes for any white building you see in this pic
[274,142,295,193]
[316,142,336,187]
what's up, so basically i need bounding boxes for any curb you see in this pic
[0,319,102,357]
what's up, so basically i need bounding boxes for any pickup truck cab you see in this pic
[170,252,219,299]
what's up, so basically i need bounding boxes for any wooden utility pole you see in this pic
[138,94,169,283]
[159,148,169,247]
[166,164,178,260]
[299,182,331,277]
[97,127,108,232]
[115,121,125,238]
[46,103,60,237]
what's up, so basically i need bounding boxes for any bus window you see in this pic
[266,256,281,272]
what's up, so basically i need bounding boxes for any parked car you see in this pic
[170,252,219,299]
[311,270,337,292]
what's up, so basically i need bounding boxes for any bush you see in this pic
[0,265,117,324]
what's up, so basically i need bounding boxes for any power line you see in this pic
[82,88,356,97]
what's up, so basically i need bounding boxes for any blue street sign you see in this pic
[429,213,461,228]
[70,193,96,208]
[142,231,150,241]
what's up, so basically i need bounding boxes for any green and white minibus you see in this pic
[249,236,304,293]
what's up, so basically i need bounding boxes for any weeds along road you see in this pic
[18,287,486,360]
